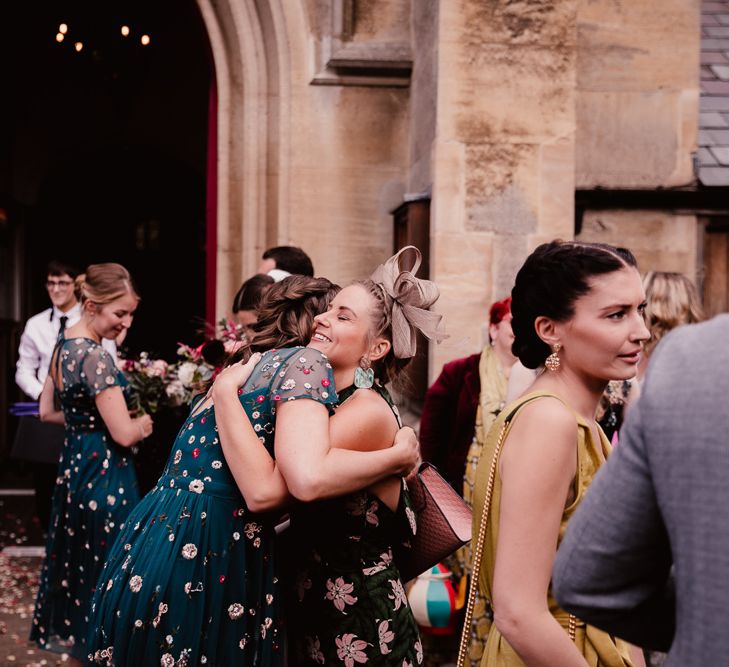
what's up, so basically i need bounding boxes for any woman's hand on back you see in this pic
[392,426,420,476]
[212,352,262,397]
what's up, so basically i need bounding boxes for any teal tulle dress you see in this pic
[86,347,337,667]
[31,337,140,661]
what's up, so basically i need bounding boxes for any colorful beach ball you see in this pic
[407,563,460,635]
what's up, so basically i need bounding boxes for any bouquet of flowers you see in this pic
[119,352,170,415]
[164,343,216,407]
[121,318,250,412]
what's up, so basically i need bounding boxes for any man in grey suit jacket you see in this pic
[553,314,729,665]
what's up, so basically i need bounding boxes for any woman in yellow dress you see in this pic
[468,240,649,667]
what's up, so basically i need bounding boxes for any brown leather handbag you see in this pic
[398,462,473,583]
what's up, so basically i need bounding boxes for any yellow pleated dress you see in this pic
[470,391,634,667]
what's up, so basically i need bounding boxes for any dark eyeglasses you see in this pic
[46,280,74,289]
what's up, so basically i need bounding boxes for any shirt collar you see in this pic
[52,302,81,321]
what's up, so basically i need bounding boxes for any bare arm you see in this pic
[95,387,153,447]
[38,376,64,425]
[492,398,589,667]
[274,396,417,502]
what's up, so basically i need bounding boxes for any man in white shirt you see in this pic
[13,261,115,529]
[16,261,116,398]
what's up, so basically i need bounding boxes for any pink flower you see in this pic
[325,577,358,613]
[388,579,408,610]
[306,636,326,664]
[256,395,265,403]
[321,378,330,387]
[378,620,394,655]
[335,633,369,666]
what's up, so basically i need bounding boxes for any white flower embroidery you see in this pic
[415,639,424,664]
[228,603,245,619]
[212,460,222,469]
[173,450,182,464]
[280,378,296,390]
[405,506,417,535]
[134,619,143,628]
[129,575,143,593]
[188,479,204,494]
[181,543,198,560]
[106,495,116,506]
[88,500,98,511]
[160,653,174,667]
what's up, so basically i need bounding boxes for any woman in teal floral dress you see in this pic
[32,264,152,665]
[86,277,420,666]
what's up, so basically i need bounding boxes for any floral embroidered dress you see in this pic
[31,337,140,661]
[86,347,337,667]
[286,384,423,666]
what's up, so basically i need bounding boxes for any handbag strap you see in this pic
[456,399,577,667]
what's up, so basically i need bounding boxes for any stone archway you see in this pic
[196,0,305,318]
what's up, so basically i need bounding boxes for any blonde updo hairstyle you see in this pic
[75,263,139,311]
[643,271,704,357]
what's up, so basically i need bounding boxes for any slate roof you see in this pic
[699,0,729,186]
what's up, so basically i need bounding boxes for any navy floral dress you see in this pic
[286,384,423,666]
[86,347,337,666]
[31,337,140,661]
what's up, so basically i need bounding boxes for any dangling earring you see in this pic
[354,357,375,389]
[545,343,561,372]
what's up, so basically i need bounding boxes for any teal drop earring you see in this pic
[354,358,374,389]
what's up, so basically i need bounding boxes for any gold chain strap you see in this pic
[456,421,507,667]
[455,415,577,667]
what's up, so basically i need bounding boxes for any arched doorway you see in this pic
[5,0,212,358]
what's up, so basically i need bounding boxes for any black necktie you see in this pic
[58,316,68,340]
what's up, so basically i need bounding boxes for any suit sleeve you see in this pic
[552,394,675,650]
[15,324,44,400]
[419,363,458,471]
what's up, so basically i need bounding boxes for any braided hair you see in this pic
[511,240,638,369]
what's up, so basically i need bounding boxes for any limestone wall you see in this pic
[576,0,700,188]
[429,0,578,373]
[577,210,700,280]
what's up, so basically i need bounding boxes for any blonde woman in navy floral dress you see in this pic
[86,277,420,666]
[31,264,152,666]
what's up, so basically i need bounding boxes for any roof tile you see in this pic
[701,112,729,127]
[699,147,720,165]
[710,146,729,163]
[701,96,729,111]
[699,166,729,185]
[703,39,729,48]
[703,80,729,93]
[710,129,729,142]
[701,51,729,63]
[710,60,729,79]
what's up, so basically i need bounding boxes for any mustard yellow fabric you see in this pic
[456,345,509,665]
[470,391,634,667]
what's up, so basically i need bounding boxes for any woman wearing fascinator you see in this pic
[223,245,446,664]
